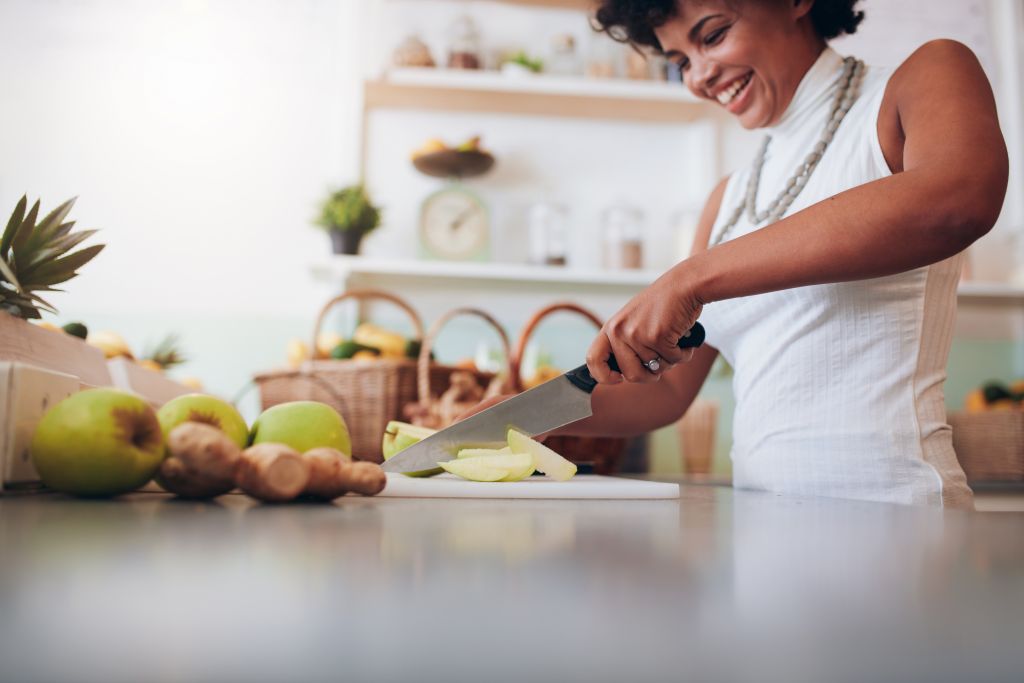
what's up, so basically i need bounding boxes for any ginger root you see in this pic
[302,448,386,500]
[236,443,310,502]
[158,422,240,499]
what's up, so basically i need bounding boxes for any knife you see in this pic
[381,322,706,473]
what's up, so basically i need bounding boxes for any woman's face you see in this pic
[654,0,823,129]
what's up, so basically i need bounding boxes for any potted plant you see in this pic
[315,184,382,255]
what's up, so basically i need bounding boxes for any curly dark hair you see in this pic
[594,0,865,52]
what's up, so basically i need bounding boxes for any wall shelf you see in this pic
[313,256,1024,305]
[364,68,717,124]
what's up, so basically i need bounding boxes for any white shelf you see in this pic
[314,257,1024,305]
[364,68,718,124]
[312,256,657,290]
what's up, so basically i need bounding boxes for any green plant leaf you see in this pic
[51,221,75,240]
[0,258,21,292]
[21,244,104,286]
[26,291,58,314]
[11,199,40,261]
[1,195,27,257]
[29,197,77,251]
[22,229,99,273]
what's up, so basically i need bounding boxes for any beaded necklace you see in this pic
[710,56,866,247]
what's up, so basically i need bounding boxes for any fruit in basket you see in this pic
[964,381,1024,413]
[382,420,442,477]
[250,401,351,457]
[138,359,163,372]
[353,323,407,359]
[142,333,187,371]
[87,330,133,359]
[404,339,423,359]
[286,338,310,368]
[158,422,241,498]
[61,321,88,339]
[524,364,562,389]
[157,393,249,449]
[30,388,164,496]
[331,339,378,360]
[36,321,62,333]
[315,332,344,359]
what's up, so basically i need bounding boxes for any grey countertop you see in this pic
[1,482,1022,683]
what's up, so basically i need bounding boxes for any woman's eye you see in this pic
[704,26,728,45]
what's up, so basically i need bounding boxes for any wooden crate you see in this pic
[107,357,191,407]
[0,312,111,388]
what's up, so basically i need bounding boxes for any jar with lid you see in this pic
[528,202,570,266]
[392,33,435,69]
[446,15,482,70]
[601,205,645,270]
[547,33,582,77]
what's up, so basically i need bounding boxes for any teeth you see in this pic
[716,74,751,105]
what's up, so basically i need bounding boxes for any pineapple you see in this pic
[0,196,104,319]
[142,333,188,370]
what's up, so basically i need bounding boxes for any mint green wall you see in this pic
[48,311,1022,475]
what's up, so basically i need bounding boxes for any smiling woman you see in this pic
[473,0,1011,508]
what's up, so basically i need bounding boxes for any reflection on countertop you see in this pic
[0,485,1021,683]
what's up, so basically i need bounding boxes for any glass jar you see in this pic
[547,33,582,77]
[602,205,645,270]
[528,202,570,266]
[446,15,482,70]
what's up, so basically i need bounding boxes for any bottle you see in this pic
[602,204,645,270]
[446,16,482,70]
[528,202,570,266]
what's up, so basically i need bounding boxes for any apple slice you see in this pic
[383,421,441,477]
[440,453,533,482]
[457,446,512,459]
[507,429,577,482]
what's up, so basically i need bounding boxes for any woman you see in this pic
[476,0,1008,507]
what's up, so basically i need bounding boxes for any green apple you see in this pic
[439,452,533,482]
[382,420,441,477]
[157,393,249,449]
[30,388,165,496]
[250,401,351,457]
[508,429,576,481]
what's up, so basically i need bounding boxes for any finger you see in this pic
[608,334,657,384]
[586,332,621,384]
[651,336,689,365]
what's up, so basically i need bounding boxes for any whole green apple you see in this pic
[30,388,165,496]
[157,393,248,448]
[249,401,351,457]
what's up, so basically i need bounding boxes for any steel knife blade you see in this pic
[380,322,705,474]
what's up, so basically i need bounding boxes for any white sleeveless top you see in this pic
[700,47,974,509]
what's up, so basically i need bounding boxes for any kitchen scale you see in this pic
[412,145,495,261]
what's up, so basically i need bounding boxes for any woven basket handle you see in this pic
[311,288,425,354]
[417,308,513,404]
[510,302,604,392]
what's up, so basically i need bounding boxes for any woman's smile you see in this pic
[714,71,754,113]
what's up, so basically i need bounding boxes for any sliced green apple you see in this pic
[456,446,512,459]
[382,420,442,477]
[508,429,577,482]
[440,452,534,482]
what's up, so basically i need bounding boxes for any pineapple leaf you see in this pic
[0,258,21,292]
[22,229,99,273]
[31,197,77,249]
[1,195,27,257]
[11,199,40,260]
[52,221,76,240]
[21,244,104,287]
[26,292,58,314]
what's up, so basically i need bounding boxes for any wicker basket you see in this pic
[403,307,513,429]
[949,411,1024,482]
[511,302,627,475]
[253,289,491,462]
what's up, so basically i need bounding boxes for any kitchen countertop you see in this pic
[1,481,1022,683]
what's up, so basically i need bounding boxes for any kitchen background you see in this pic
[1,0,1022,473]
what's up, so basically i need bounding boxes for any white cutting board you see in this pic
[379,473,680,500]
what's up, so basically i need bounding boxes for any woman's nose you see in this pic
[687,59,720,98]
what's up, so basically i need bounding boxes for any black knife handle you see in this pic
[565,322,706,394]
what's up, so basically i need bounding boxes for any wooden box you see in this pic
[107,357,191,408]
[0,312,111,388]
[0,362,81,492]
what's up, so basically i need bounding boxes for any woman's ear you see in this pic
[791,0,815,21]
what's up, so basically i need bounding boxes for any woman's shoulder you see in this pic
[888,40,987,92]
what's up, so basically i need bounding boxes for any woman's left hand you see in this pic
[586,268,703,385]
